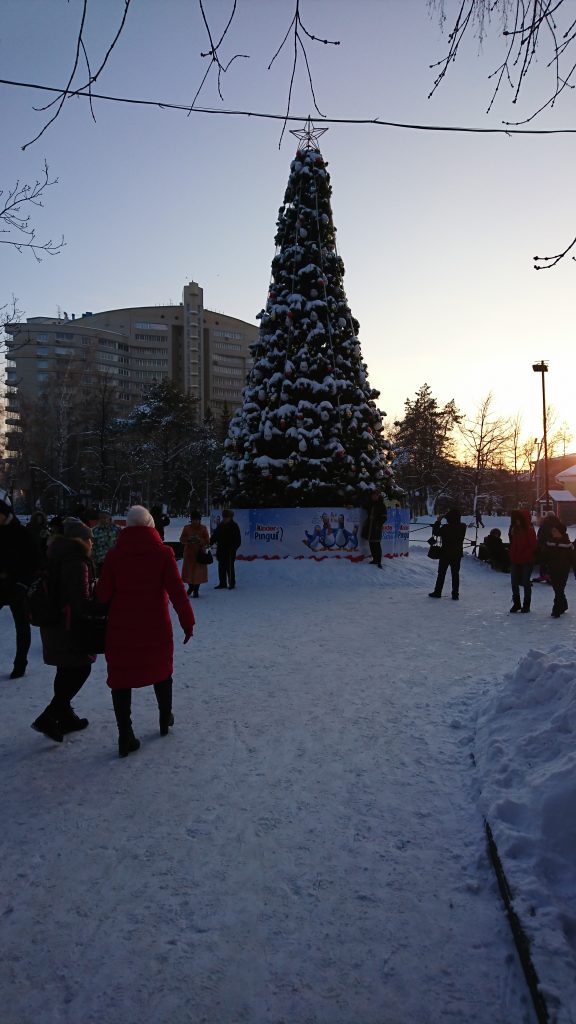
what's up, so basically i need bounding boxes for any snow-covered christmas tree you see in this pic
[220,121,395,508]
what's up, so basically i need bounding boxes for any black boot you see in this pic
[154,677,174,736]
[510,601,521,613]
[192,586,199,598]
[521,601,531,613]
[429,591,441,598]
[118,729,141,757]
[31,707,63,743]
[112,689,140,758]
[187,585,193,595]
[10,660,27,679]
[59,706,89,734]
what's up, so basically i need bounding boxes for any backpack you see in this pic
[26,565,62,627]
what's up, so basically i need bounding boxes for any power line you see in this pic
[2,78,576,137]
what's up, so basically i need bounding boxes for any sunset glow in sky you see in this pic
[1,0,575,454]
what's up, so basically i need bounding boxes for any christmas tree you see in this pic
[220,121,396,508]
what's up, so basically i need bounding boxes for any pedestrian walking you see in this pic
[31,518,97,742]
[210,509,241,589]
[545,524,576,618]
[533,510,563,583]
[429,509,466,600]
[508,509,538,613]
[180,510,210,598]
[95,505,194,758]
[0,490,42,679]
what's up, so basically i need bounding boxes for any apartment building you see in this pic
[4,280,257,444]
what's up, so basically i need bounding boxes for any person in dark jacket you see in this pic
[210,509,242,589]
[150,504,170,541]
[533,511,563,582]
[478,528,509,572]
[362,490,388,568]
[96,505,194,758]
[508,509,538,613]
[429,509,467,600]
[0,490,42,678]
[545,524,576,618]
[31,518,96,742]
[26,510,49,562]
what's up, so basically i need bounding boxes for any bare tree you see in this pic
[459,393,513,517]
[0,162,64,261]
[429,0,576,268]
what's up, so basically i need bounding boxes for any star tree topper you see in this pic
[290,117,329,153]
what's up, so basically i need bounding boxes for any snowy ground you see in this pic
[1,516,575,1024]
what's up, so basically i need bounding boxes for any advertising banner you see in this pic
[210,508,410,560]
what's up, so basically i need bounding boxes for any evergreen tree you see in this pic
[392,384,461,514]
[220,124,395,508]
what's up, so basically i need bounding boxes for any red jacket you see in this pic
[508,510,538,565]
[96,526,195,689]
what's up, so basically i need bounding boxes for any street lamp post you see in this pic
[532,361,550,511]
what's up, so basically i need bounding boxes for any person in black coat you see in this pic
[31,518,96,743]
[0,490,42,678]
[545,524,576,618]
[478,528,509,572]
[361,490,388,568]
[429,509,467,600]
[150,505,170,541]
[210,509,242,589]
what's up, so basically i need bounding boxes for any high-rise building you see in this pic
[4,280,257,446]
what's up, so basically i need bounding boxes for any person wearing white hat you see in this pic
[96,505,195,757]
[0,490,42,678]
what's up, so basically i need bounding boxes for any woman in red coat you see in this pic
[96,505,195,757]
[508,509,538,614]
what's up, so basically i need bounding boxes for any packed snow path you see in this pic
[2,537,560,1024]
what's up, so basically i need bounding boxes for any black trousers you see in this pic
[49,665,92,713]
[550,568,570,613]
[217,553,236,588]
[369,541,382,566]
[112,677,172,731]
[434,555,462,597]
[7,588,31,669]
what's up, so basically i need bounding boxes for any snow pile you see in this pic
[475,645,576,1022]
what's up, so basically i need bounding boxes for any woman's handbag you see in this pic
[427,536,442,560]
[71,605,108,654]
[196,548,214,566]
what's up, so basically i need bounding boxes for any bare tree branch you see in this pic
[189,0,248,110]
[0,161,65,261]
[267,0,340,147]
[23,0,132,150]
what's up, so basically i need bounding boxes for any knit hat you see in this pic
[126,505,155,528]
[0,489,13,517]
[63,517,93,542]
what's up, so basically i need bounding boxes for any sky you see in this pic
[1,0,575,451]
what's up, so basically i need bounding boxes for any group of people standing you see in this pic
[1,497,244,758]
[428,506,576,617]
[179,509,241,595]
